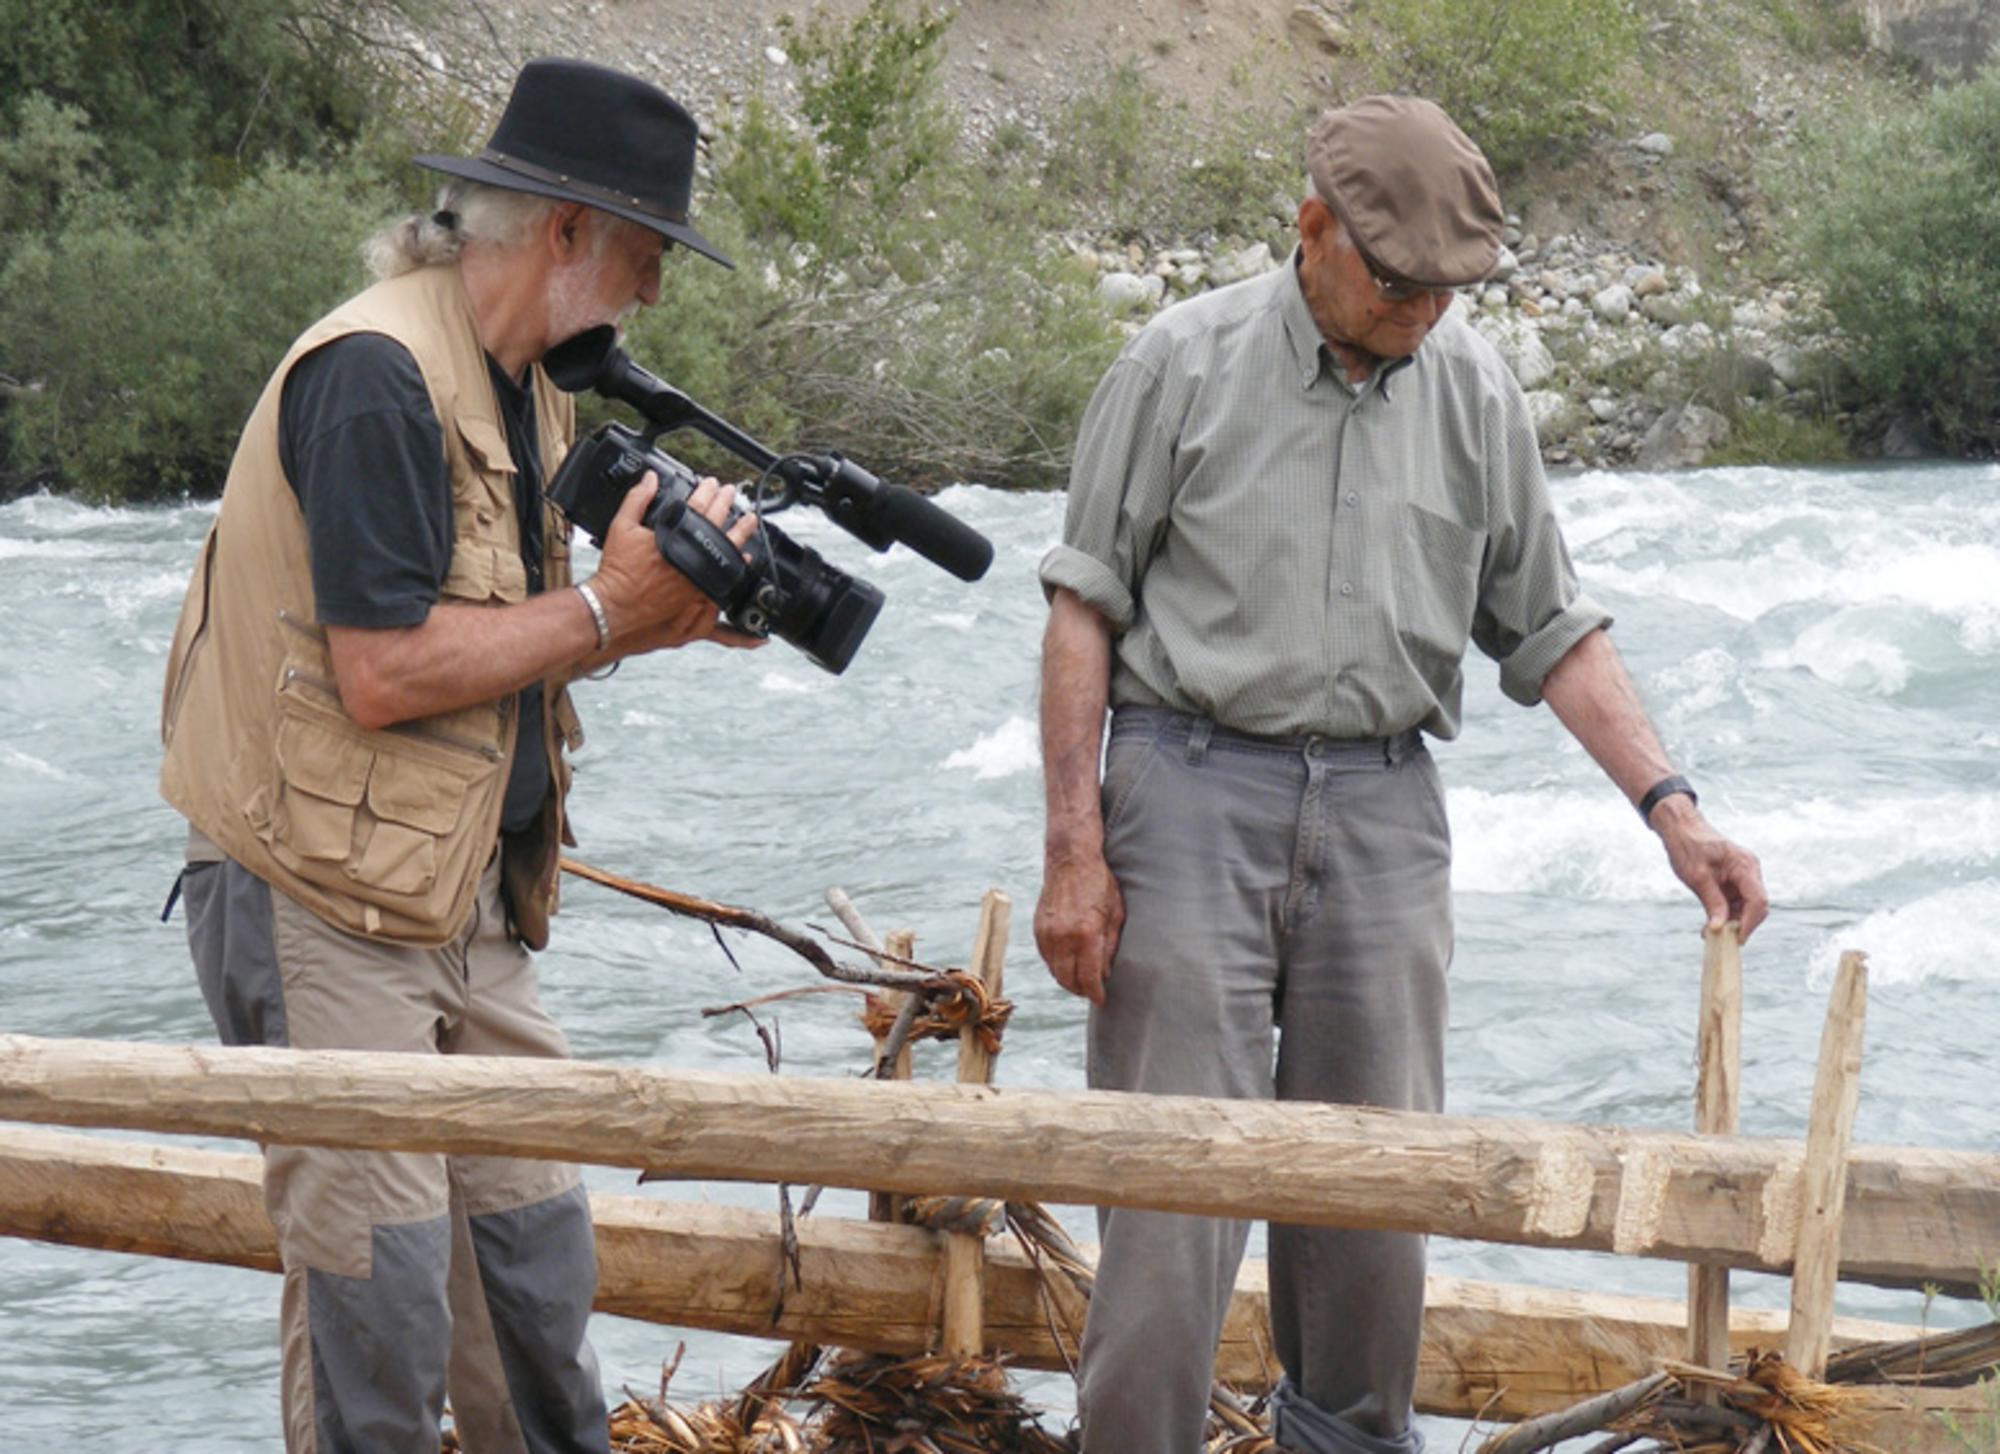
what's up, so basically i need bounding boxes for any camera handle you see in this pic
[650,496,758,623]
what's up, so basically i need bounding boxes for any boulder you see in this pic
[1476,314,1557,389]
[1636,404,1731,469]
[1208,242,1276,287]
[1286,3,1350,55]
[1095,271,1154,312]
[1591,284,1634,323]
[1523,390,1578,444]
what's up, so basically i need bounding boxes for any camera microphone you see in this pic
[857,480,993,582]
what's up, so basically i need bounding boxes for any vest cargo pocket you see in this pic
[354,755,479,897]
[269,715,372,866]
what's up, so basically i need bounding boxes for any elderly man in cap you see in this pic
[159,59,755,1452]
[1035,96,1766,1453]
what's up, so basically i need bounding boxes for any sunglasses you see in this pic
[1353,239,1451,303]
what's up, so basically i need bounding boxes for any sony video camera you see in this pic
[543,326,994,675]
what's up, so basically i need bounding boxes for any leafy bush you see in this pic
[1358,0,1641,174]
[0,157,395,501]
[1041,62,1303,242]
[634,0,1118,490]
[1784,68,2000,453]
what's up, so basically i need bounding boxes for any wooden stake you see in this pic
[867,927,918,1224]
[1786,950,1869,1377]
[1687,922,1743,1384]
[940,890,1009,1356]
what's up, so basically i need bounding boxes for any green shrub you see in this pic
[1784,69,2000,453]
[1357,0,1642,174]
[1040,63,1302,242]
[0,155,395,501]
[653,0,1118,490]
[0,0,434,195]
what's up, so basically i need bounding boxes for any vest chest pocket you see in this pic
[442,541,529,605]
[265,707,497,901]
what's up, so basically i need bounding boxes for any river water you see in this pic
[2,463,1996,1448]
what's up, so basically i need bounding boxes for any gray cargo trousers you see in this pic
[1076,707,1451,1454]
[180,829,609,1454]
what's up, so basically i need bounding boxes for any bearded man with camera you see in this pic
[158,59,757,1453]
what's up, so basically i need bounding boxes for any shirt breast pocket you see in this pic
[1393,503,1487,677]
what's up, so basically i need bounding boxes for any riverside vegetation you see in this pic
[2,0,1998,504]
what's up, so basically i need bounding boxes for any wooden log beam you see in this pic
[0,1127,1933,1423]
[1,1033,1995,1291]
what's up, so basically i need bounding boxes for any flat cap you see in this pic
[1307,95,1504,289]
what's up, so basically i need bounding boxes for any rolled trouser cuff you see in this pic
[1272,1376,1424,1454]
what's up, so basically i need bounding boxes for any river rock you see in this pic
[1880,410,1939,458]
[1636,131,1674,157]
[1592,284,1634,323]
[1768,342,1806,388]
[1636,403,1731,469]
[1523,390,1576,444]
[1476,314,1557,389]
[1632,269,1670,298]
[1208,241,1275,286]
[1096,270,1153,311]
[1490,246,1519,283]
[1286,3,1350,54]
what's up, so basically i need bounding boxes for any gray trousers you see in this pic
[1077,708,1451,1454]
[180,832,609,1454]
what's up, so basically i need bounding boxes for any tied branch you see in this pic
[560,858,958,993]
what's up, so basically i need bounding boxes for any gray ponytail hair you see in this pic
[363,181,564,280]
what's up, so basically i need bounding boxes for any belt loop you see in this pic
[1185,717,1214,765]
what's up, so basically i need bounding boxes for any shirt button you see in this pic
[1345,492,1358,506]
[1338,581,1354,596]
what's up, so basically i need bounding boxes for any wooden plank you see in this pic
[1688,922,1743,1381]
[0,1032,1993,1290]
[0,1127,1942,1422]
[940,889,1009,1357]
[1786,951,1870,1376]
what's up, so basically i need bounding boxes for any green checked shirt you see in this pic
[1040,254,1611,741]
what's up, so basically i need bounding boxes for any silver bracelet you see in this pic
[574,580,611,653]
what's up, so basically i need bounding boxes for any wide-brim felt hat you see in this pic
[1306,94,1503,290]
[416,57,732,269]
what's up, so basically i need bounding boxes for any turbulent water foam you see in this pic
[5,466,1999,1444]
[943,714,1040,780]
[1808,880,2000,985]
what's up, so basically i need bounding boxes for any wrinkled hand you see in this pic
[1651,797,1768,941]
[1035,848,1125,1006]
[586,473,764,655]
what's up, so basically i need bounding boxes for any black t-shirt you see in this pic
[279,334,550,836]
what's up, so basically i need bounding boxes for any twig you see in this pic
[1477,1372,1672,1454]
[700,984,868,1018]
[562,857,951,991]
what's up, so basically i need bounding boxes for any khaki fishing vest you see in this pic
[159,263,582,947]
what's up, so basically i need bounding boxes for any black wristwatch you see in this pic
[1637,774,1697,824]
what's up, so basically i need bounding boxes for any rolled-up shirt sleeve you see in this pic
[1472,379,1614,706]
[1039,352,1176,632]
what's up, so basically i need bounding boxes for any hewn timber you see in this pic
[0,1127,1939,1422]
[941,889,1009,1357]
[1,1033,1995,1292]
[1786,952,1869,1377]
[1687,923,1743,1381]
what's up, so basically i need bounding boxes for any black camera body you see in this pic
[541,325,993,677]
[548,422,883,675]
